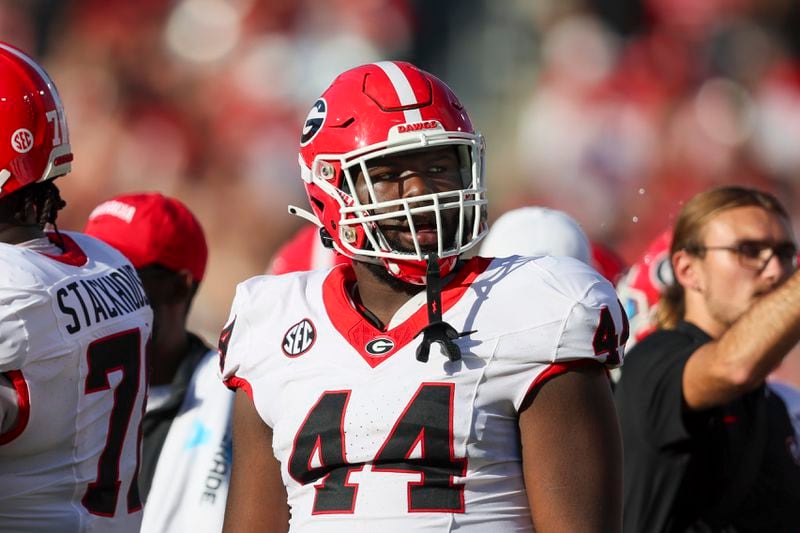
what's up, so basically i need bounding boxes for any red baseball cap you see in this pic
[84,192,208,282]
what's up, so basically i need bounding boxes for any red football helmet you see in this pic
[290,61,487,284]
[591,241,627,285]
[615,230,673,347]
[267,224,350,275]
[0,42,72,200]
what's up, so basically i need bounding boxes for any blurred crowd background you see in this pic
[7,0,800,367]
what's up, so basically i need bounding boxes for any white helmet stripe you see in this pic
[374,61,423,124]
[0,43,64,112]
[0,169,10,193]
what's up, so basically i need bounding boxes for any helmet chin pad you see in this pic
[384,255,457,286]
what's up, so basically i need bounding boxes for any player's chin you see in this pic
[415,229,441,249]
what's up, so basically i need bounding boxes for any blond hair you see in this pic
[655,186,790,330]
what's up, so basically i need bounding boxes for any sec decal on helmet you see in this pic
[289,61,488,285]
[0,42,72,199]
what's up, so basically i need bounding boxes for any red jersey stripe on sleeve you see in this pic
[522,359,606,410]
[0,370,30,445]
[223,376,253,401]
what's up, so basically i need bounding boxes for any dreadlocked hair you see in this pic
[36,181,67,228]
[0,180,67,228]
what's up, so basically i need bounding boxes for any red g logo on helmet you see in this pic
[0,42,72,198]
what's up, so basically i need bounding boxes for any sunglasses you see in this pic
[689,240,798,270]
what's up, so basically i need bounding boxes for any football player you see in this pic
[0,43,152,532]
[615,229,673,349]
[220,61,627,532]
[85,192,233,532]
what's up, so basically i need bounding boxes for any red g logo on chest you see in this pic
[282,319,316,357]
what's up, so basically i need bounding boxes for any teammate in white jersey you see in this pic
[0,42,152,532]
[85,192,233,532]
[220,61,627,532]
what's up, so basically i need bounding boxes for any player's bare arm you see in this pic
[519,363,622,533]
[223,389,289,533]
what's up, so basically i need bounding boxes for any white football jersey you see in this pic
[221,255,626,532]
[0,232,152,533]
[770,381,800,440]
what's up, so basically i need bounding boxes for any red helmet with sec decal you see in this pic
[290,61,487,285]
[615,230,673,347]
[0,42,72,200]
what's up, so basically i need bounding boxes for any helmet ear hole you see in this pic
[319,228,334,249]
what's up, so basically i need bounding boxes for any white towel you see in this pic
[140,349,233,533]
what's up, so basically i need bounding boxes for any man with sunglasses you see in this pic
[85,192,233,532]
[615,185,800,532]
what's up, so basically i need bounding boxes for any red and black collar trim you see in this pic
[40,233,88,267]
[322,257,491,368]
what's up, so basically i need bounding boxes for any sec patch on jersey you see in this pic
[282,318,316,357]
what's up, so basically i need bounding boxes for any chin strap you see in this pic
[415,253,468,363]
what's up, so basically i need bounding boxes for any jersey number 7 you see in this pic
[288,382,466,514]
[82,329,143,517]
